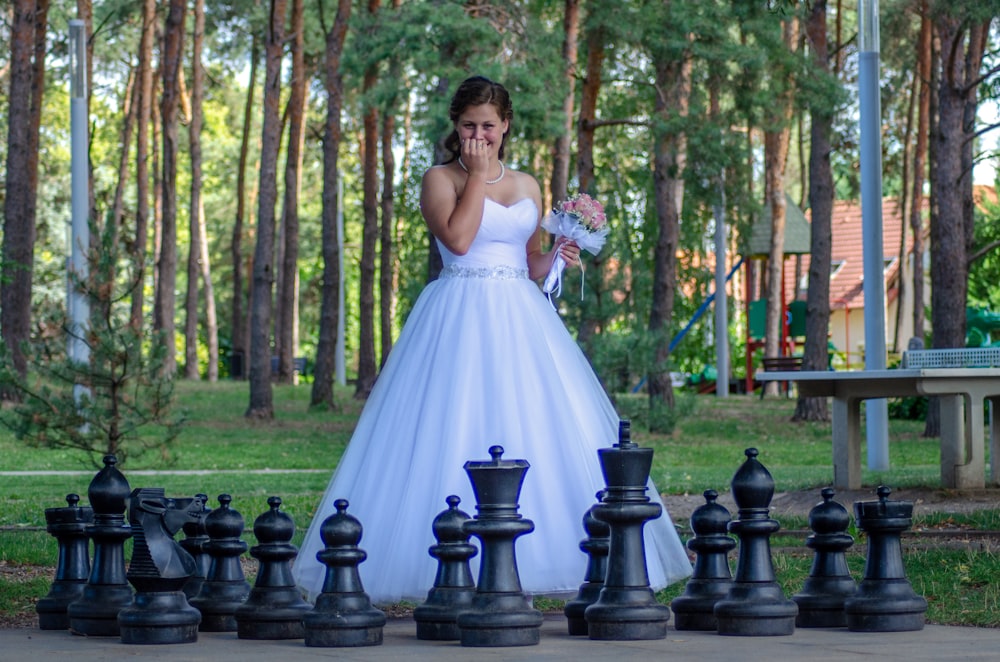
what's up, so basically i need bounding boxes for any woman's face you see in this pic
[455,103,508,158]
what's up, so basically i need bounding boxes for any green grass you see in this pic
[1,383,997,628]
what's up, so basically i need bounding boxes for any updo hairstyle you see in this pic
[443,75,514,162]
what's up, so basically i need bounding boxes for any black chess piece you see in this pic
[189,494,251,632]
[792,487,857,627]
[670,489,736,631]
[36,494,93,630]
[179,493,211,600]
[413,495,478,641]
[844,486,927,632]
[456,446,543,647]
[585,421,672,640]
[563,491,610,636]
[118,489,206,644]
[303,499,386,647]
[67,455,134,636]
[714,448,798,636]
[235,496,311,639]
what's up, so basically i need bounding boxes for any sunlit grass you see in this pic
[0,383,997,628]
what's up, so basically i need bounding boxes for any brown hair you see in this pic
[443,75,513,162]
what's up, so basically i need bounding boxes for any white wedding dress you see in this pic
[293,197,692,604]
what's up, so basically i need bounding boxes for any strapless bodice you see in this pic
[436,197,538,272]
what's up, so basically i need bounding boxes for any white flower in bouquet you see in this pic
[541,193,610,301]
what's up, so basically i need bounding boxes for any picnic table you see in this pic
[757,367,1000,490]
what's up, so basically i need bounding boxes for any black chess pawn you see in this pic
[189,494,251,632]
[714,448,798,636]
[118,489,206,644]
[585,421,672,640]
[563,491,610,636]
[235,496,311,639]
[68,455,134,636]
[179,493,211,600]
[456,446,543,647]
[670,489,736,631]
[36,494,93,630]
[792,487,857,627]
[303,499,386,647]
[413,495,478,640]
[844,486,927,632]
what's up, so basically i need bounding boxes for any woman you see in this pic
[293,76,691,604]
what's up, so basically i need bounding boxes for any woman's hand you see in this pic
[461,138,492,180]
[556,239,581,267]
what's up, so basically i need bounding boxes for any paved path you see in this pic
[5,616,1000,661]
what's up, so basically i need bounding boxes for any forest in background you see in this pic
[2,1,1000,435]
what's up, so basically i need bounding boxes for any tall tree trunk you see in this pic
[247,0,288,419]
[230,35,259,377]
[926,12,986,437]
[551,0,580,205]
[152,85,163,300]
[355,0,382,399]
[108,68,137,256]
[311,0,352,409]
[131,0,156,331]
[762,15,799,396]
[276,0,306,385]
[647,30,692,410]
[184,0,206,380]
[380,111,396,368]
[154,0,187,377]
[910,4,931,344]
[198,199,219,381]
[794,0,832,422]
[575,23,605,347]
[1,0,45,385]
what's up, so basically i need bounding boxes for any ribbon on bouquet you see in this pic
[541,211,609,307]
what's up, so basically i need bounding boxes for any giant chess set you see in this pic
[35,420,927,648]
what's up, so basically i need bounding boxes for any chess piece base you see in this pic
[845,579,927,632]
[457,595,543,647]
[119,591,201,644]
[68,583,134,637]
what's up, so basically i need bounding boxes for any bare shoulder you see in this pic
[507,168,542,208]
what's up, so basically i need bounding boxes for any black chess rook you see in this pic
[844,486,927,632]
[36,494,93,630]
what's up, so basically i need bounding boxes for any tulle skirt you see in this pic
[292,271,692,604]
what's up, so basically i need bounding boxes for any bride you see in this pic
[292,75,691,604]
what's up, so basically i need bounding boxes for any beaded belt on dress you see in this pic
[439,264,528,280]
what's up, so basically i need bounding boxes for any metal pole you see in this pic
[858,0,890,470]
[335,175,346,386]
[69,20,91,403]
[714,170,729,398]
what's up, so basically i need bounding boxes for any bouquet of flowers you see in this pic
[541,193,610,301]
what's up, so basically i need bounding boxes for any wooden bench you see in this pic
[759,355,802,398]
[271,356,308,377]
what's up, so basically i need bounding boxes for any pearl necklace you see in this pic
[458,157,505,185]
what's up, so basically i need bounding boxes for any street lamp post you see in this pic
[858,0,890,471]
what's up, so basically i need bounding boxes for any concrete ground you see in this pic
[5,614,1000,661]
